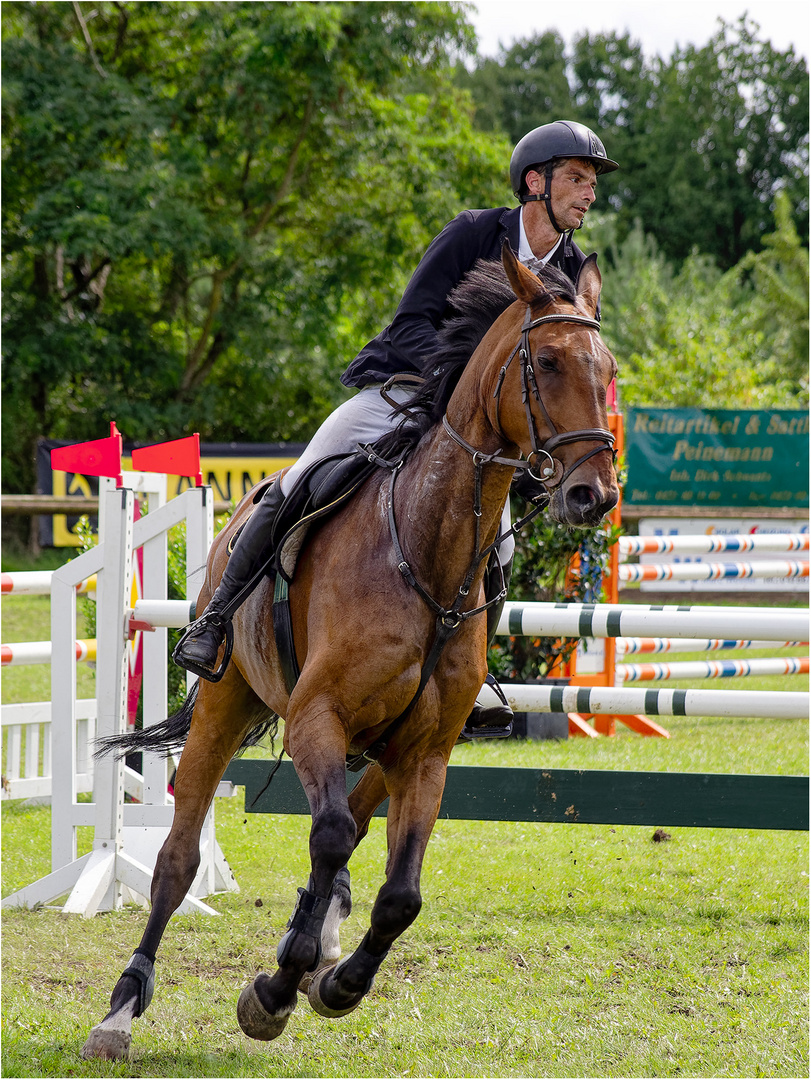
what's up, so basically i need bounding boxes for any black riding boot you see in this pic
[173,478,287,681]
[459,556,514,741]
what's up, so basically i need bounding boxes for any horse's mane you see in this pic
[370,258,578,462]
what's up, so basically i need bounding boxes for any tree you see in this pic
[579,211,807,409]
[460,17,809,268]
[614,18,809,267]
[2,1,510,492]
[456,31,574,143]
[732,191,809,389]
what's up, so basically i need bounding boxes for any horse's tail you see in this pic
[94,682,200,760]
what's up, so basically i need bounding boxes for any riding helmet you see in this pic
[510,120,619,200]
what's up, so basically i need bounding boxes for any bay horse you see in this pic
[82,244,618,1060]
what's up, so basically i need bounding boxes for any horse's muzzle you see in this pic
[553,479,619,527]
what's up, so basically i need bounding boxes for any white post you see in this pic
[2,481,228,916]
[63,487,134,915]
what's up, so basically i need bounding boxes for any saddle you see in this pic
[274,451,380,582]
[231,451,380,583]
[236,451,382,693]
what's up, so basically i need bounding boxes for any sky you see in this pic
[468,0,810,62]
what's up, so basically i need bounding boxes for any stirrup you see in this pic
[172,616,234,683]
[458,674,514,742]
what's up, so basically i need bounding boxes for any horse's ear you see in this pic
[575,254,602,316]
[501,240,548,303]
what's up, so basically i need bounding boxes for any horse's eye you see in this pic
[536,355,558,373]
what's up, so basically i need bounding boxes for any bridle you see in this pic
[443,304,616,498]
[346,304,616,772]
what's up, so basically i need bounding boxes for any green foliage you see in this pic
[488,508,622,681]
[579,208,808,407]
[732,191,810,388]
[456,31,572,142]
[2,2,808,513]
[2,1,503,491]
[460,16,809,268]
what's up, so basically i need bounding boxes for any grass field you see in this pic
[2,582,808,1077]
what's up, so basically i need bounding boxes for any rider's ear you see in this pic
[501,240,548,303]
[575,254,602,316]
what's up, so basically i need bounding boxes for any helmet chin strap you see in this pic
[522,161,581,234]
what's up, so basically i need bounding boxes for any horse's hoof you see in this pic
[80,1025,131,1061]
[297,956,339,995]
[237,980,295,1041]
[307,963,364,1018]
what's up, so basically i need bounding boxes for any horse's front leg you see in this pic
[81,676,257,1061]
[237,708,358,1040]
[307,751,447,1018]
[290,762,390,990]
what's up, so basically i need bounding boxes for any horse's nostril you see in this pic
[567,485,599,513]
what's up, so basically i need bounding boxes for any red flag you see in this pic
[50,421,123,485]
[131,434,203,487]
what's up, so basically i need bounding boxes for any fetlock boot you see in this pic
[173,478,287,681]
[460,556,514,741]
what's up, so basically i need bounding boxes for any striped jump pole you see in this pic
[498,602,810,642]
[2,639,97,667]
[619,656,809,683]
[618,559,809,584]
[617,637,805,655]
[619,533,809,556]
[502,683,808,721]
[1,571,97,596]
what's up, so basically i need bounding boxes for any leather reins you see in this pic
[347,305,615,772]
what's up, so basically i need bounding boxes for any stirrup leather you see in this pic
[172,614,234,683]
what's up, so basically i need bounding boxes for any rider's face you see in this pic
[526,159,598,230]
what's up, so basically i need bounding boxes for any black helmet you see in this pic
[510,120,619,200]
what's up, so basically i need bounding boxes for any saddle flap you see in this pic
[275,451,379,582]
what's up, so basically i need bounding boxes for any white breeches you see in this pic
[280,384,514,565]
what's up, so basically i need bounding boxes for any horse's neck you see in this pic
[397,403,514,597]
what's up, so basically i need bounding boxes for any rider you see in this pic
[175,120,618,735]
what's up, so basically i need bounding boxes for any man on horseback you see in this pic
[175,120,618,739]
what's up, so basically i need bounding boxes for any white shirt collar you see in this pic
[518,207,563,267]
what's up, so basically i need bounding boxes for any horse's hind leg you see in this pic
[308,753,446,1018]
[82,673,267,1061]
[237,709,358,1040]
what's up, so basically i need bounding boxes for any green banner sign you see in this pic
[625,408,809,508]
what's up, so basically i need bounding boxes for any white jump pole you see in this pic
[617,638,805,655]
[619,559,808,583]
[498,602,810,642]
[618,656,809,683]
[503,683,808,720]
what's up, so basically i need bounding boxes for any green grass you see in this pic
[2,785,807,1078]
[2,584,808,1077]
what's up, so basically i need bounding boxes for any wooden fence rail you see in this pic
[223,760,809,832]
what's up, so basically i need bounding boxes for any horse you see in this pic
[81,243,619,1060]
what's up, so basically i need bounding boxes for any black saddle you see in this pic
[270,451,380,582]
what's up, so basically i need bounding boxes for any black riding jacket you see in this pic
[341,205,594,389]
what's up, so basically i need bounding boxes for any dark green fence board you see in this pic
[223,760,808,832]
